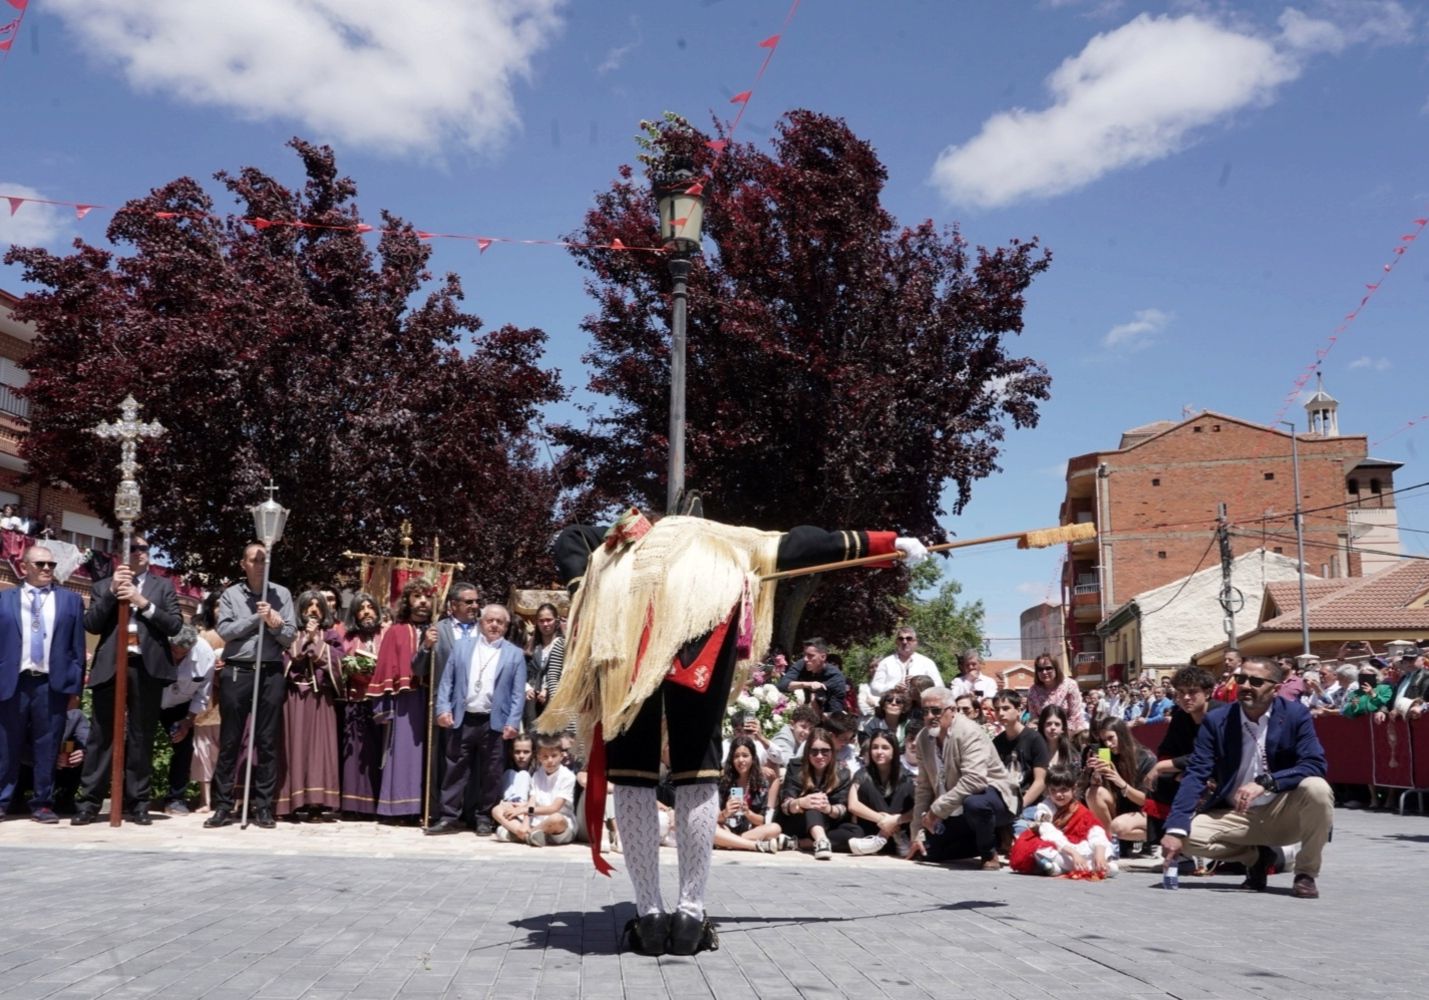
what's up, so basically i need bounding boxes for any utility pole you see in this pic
[1216,502,1244,651]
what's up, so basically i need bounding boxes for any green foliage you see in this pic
[839,560,984,687]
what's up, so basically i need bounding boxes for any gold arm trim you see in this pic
[607,768,662,781]
[669,768,722,781]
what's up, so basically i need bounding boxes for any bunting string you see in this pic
[1271,212,1428,424]
[2,1,803,257]
[0,0,30,59]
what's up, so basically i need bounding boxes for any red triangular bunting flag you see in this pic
[0,40,12,53]
[706,139,728,153]
[154,211,178,220]
[1416,218,1428,225]
[7,1,29,11]
[251,217,273,230]
[477,238,492,253]
[74,204,94,220]
[672,217,688,229]
[354,223,373,234]
[685,180,705,197]
[729,91,752,105]
[758,34,780,49]
[1394,246,1406,255]
[1365,283,1378,291]
[610,238,626,250]
[5,197,22,216]
[1401,234,1416,241]
[416,230,434,240]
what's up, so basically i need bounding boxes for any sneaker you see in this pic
[812,838,832,860]
[1104,860,1119,878]
[166,800,191,816]
[848,834,888,856]
[475,817,495,837]
[756,838,779,854]
[779,834,797,852]
[529,829,547,847]
[494,826,512,843]
[893,831,911,857]
[1035,855,1057,876]
[31,807,60,825]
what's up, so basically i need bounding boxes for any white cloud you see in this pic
[598,19,642,76]
[1015,581,1048,596]
[0,185,69,249]
[1348,354,1392,371]
[1103,307,1170,349]
[46,0,566,157]
[930,6,1411,208]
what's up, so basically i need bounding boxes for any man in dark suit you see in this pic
[72,535,183,825]
[0,545,87,823]
[418,581,480,826]
[1162,654,1333,899]
[428,603,525,837]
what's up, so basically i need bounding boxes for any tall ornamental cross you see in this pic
[91,394,166,554]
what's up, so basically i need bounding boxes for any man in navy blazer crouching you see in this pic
[1162,654,1333,899]
[426,603,526,836]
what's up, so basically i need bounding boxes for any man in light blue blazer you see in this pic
[427,603,525,835]
[0,545,87,823]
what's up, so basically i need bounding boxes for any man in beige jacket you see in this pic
[909,687,1020,869]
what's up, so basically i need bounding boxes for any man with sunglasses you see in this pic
[0,546,87,823]
[73,536,183,825]
[869,628,943,699]
[1161,655,1332,899]
[423,582,483,833]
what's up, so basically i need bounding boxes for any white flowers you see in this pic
[736,693,760,714]
[756,683,782,706]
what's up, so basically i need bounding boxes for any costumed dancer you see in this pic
[366,580,436,820]
[337,593,386,814]
[539,510,927,956]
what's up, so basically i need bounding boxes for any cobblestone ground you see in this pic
[0,806,1423,999]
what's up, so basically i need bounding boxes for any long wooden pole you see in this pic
[107,591,130,827]
[760,523,1097,583]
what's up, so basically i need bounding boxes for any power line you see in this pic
[1136,533,1219,619]
[1230,529,1429,563]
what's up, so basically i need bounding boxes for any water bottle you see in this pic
[1162,858,1180,891]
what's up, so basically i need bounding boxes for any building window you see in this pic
[1213,424,1221,432]
[1370,479,1382,494]
[1348,478,1360,494]
[1264,472,1275,481]
[1151,478,1161,487]
[1193,426,1203,433]
[1157,551,1167,559]
[1274,546,1284,554]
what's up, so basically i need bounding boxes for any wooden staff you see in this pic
[760,522,1097,582]
[421,538,452,830]
[108,593,130,827]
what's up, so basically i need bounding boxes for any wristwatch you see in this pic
[1253,772,1278,793]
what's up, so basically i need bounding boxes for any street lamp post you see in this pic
[1278,420,1311,656]
[654,163,704,514]
[240,483,289,829]
[91,396,165,827]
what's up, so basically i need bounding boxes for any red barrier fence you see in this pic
[1134,714,1428,791]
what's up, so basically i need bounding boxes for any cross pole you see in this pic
[91,395,166,826]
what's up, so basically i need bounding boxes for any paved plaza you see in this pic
[0,805,1424,1000]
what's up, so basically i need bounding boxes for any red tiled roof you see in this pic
[1260,560,1429,631]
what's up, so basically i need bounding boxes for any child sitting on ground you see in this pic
[1009,765,1116,878]
[494,734,577,846]
[493,734,534,820]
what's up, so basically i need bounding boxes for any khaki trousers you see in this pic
[1185,776,1333,877]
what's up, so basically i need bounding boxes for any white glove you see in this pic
[894,536,929,565]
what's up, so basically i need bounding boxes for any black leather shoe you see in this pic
[623,913,671,957]
[666,911,718,956]
[70,808,97,827]
[424,818,462,835]
[1240,846,1276,891]
[127,809,153,826]
[475,818,495,837]
[204,808,233,828]
[254,810,276,829]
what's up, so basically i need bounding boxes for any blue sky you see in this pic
[3,0,1428,658]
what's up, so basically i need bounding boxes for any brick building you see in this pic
[0,289,118,561]
[1054,388,1402,685]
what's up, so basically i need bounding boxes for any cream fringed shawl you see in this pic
[537,516,782,748]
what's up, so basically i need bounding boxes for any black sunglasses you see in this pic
[1231,673,1275,689]
[922,705,948,717]
[806,747,832,757]
[896,636,916,643]
[131,544,151,553]
[30,561,57,570]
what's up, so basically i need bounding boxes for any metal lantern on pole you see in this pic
[91,396,165,827]
[239,482,288,829]
[653,161,704,514]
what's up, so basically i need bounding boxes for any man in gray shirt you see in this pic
[206,541,296,829]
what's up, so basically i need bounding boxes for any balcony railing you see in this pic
[1073,582,1100,595]
[0,383,29,420]
[1074,652,1103,664]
